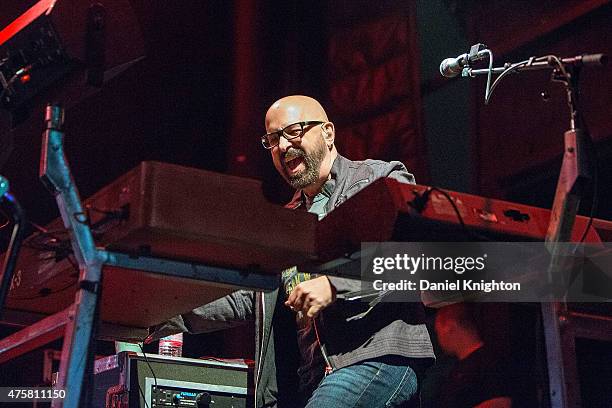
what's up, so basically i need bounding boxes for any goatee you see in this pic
[284,140,326,190]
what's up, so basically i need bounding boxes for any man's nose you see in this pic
[278,135,292,151]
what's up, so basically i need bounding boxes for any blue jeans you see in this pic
[304,357,419,408]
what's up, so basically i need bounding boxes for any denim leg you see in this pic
[304,357,418,408]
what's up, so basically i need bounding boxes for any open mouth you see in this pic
[284,156,304,173]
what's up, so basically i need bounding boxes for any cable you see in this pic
[485,58,530,105]
[412,187,492,241]
[483,49,494,103]
[313,318,333,375]
[0,73,19,102]
[430,187,467,231]
[0,207,10,229]
[486,55,561,104]
[10,282,77,300]
[255,291,265,392]
[28,222,70,241]
[137,342,158,403]
[137,382,151,408]
[22,225,72,253]
[547,54,570,84]
[29,221,49,233]
[0,203,14,229]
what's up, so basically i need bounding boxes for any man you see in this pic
[154,95,434,407]
[434,303,513,408]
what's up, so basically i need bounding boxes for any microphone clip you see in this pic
[468,43,488,60]
[460,43,490,77]
[440,43,489,78]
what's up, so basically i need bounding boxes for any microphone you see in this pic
[440,43,489,78]
[439,55,470,78]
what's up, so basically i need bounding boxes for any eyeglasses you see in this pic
[261,121,324,149]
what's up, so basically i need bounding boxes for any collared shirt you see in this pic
[282,178,335,393]
[304,178,334,219]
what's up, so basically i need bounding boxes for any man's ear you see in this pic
[322,122,335,147]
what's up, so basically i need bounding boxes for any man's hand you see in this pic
[285,276,336,318]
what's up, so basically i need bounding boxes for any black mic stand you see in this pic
[462,53,605,408]
[0,176,27,319]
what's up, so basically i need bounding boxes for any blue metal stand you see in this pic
[39,105,104,408]
[35,104,279,407]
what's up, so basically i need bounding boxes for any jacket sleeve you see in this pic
[148,290,255,340]
[382,161,416,185]
[326,276,362,295]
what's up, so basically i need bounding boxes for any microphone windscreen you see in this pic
[582,53,607,67]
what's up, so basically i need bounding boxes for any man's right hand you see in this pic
[285,276,337,318]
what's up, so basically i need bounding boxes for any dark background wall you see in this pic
[1,1,610,226]
[1,0,611,405]
[417,0,612,222]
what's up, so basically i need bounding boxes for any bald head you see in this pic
[265,95,329,132]
[264,95,337,196]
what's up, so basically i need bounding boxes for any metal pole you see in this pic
[40,104,106,408]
